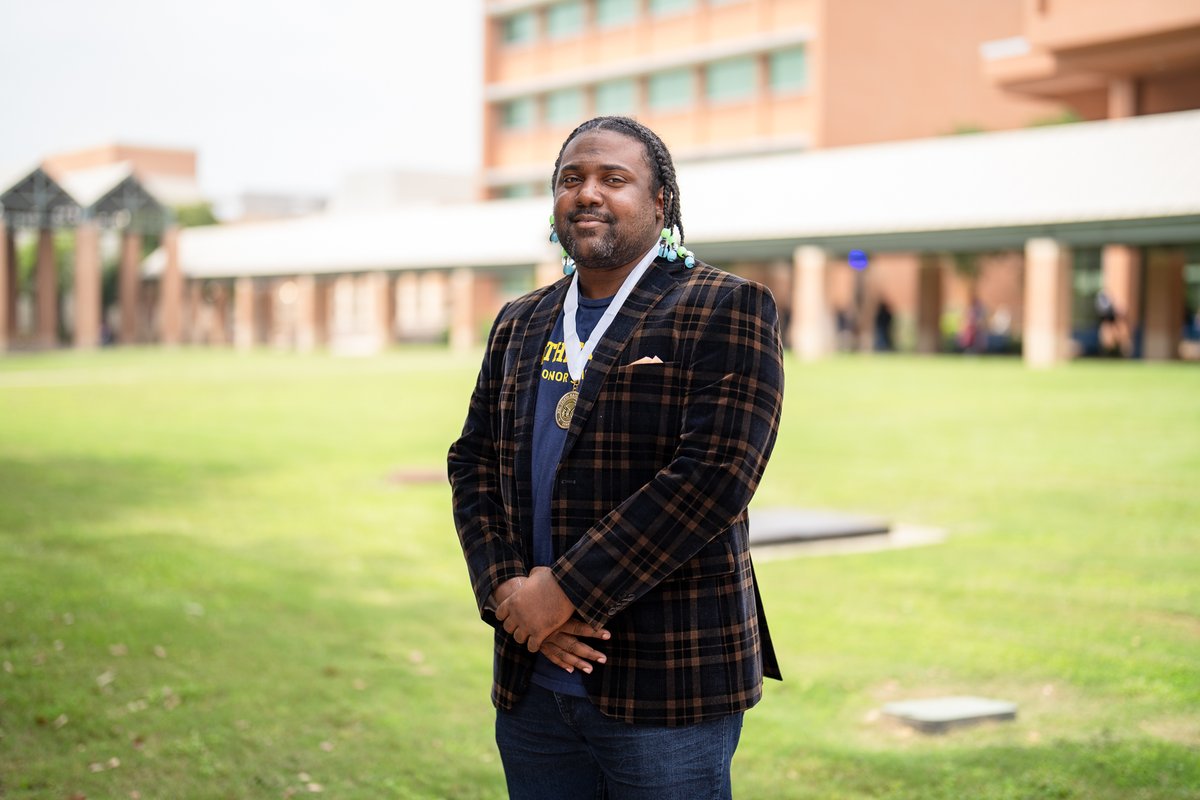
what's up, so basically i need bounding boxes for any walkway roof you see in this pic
[145,109,1200,280]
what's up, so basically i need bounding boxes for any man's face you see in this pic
[553,129,664,273]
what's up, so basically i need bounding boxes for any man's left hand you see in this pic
[495,566,576,652]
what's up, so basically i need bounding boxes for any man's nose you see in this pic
[576,176,602,205]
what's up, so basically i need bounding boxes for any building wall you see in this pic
[818,0,1065,147]
[484,0,816,197]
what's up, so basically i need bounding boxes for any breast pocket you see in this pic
[600,362,684,461]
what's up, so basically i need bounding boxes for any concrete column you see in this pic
[1142,247,1185,361]
[1108,77,1138,119]
[160,226,183,345]
[1023,238,1073,368]
[449,267,476,351]
[234,276,255,350]
[0,223,11,351]
[295,274,317,352]
[790,245,833,360]
[73,222,102,349]
[119,230,143,344]
[35,228,57,348]
[915,254,943,354]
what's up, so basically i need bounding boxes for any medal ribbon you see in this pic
[562,243,658,382]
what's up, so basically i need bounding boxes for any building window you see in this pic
[547,1,585,39]
[499,184,536,199]
[596,0,638,27]
[502,11,537,45]
[502,97,537,130]
[706,56,757,103]
[769,47,808,92]
[595,78,637,115]
[649,0,696,16]
[648,68,695,111]
[546,87,585,125]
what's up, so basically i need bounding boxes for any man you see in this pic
[448,116,784,799]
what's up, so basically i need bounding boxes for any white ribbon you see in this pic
[562,244,658,382]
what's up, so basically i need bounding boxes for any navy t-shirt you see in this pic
[529,294,612,696]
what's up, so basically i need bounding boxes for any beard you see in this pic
[557,208,659,272]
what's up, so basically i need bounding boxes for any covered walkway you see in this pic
[137,109,1200,365]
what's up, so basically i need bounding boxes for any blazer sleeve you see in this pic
[550,281,785,627]
[447,304,528,626]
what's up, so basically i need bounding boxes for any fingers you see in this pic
[540,631,608,673]
[556,619,611,641]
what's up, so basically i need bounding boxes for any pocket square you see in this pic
[629,355,664,366]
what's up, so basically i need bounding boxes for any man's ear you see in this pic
[655,187,664,226]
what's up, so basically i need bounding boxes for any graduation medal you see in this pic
[554,384,579,429]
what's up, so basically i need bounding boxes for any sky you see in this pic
[0,0,484,201]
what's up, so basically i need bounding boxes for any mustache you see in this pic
[567,210,616,224]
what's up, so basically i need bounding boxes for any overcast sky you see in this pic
[0,0,484,199]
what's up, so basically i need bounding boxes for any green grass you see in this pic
[0,348,1197,799]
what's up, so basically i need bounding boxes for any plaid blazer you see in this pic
[448,257,784,726]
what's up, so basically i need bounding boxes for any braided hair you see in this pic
[550,116,685,244]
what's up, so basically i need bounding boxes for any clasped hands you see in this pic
[494,567,609,675]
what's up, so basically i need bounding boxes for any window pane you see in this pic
[500,184,535,199]
[649,0,696,16]
[648,68,695,110]
[502,97,537,130]
[706,57,756,102]
[502,11,537,44]
[547,1,584,39]
[595,79,637,115]
[596,0,638,27]
[546,88,584,124]
[769,47,808,92]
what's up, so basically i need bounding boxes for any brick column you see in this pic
[160,226,183,345]
[1142,247,1185,361]
[1108,77,1138,119]
[449,267,476,351]
[119,230,143,344]
[35,228,58,348]
[395,271,419,338]
[234,276,255,350]
[915,254,943,354]
[1023,238,1072,368]
[0,223,12,352]
[209,282,230,346]
[295,274,317,352]
[186,281,203,344]
[4,229,14,342]
[73,222,102,349]
[371,271,394,348]
[1102,244,1141,329]
[790,245,833,360]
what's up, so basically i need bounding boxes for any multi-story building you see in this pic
[481,0,1066,199]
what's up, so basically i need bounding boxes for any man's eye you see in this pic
[606,177,625,184]
[562,176,581,185]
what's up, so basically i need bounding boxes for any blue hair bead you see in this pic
[666,249,677,262]
[549,230,559,244]
[685,256,695,268]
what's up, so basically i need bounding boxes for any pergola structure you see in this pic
[0,163,180,352]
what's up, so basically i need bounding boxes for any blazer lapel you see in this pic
[561,260,677,459]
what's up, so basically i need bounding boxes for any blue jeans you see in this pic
[495,684,744,800]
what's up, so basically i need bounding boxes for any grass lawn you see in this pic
[1,348,1197,799]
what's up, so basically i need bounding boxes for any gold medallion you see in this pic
[554,389,579,429]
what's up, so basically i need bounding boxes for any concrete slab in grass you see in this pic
[882,696,1018,734]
